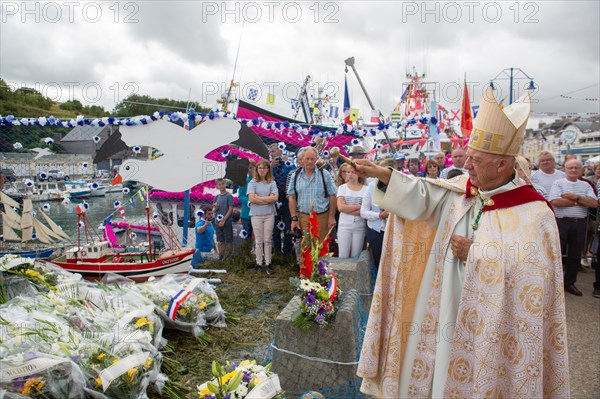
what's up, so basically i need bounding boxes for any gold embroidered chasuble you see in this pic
[357,171,570,398]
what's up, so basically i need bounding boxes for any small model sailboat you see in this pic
[0,192,70,258]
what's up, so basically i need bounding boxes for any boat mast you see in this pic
[344,56,395,149]
[146,206,152,259]
[145,187,152,259]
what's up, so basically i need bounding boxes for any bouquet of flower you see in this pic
[81,345,157,399]
[133,274,226,342]
[0,353,87,399]
[289,210,341,329]
[1,255,58,303]
[197,360,283,399]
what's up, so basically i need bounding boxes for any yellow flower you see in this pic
[126,368,139,384]
[97,353,106,361]
[145,357,153,369]
[199,302,206,309]
[112,358,120,365]
[219,370,237,385]
[20,377,45,395]
[198,384,211,396]
[178,308,187,315]
[134,317,154,328]
[95,376,103,388]
[25,270,42,280]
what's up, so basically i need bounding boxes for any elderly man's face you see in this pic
[434,153,445,166]
[351,153,367,160]
[564,160,583,181]
[537,154,556,173]
[303,149,318,171]
[465,148,506,190]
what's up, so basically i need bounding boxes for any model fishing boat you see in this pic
[49,199,194,281]
[0,192,71,258]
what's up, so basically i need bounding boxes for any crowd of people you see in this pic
[190,139,599,293]
[186,88,598,398]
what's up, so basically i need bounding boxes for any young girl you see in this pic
[336,163,368,258]
[248,159,278,274]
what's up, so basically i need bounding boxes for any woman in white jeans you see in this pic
[248,159,278,274]
[336,163,368,258]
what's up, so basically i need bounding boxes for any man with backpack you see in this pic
[287,147,338,262]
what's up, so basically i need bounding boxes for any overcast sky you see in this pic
[1,1,598,128]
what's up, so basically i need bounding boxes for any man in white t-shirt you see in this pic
[532,151,565,194]
[549,159,598,296]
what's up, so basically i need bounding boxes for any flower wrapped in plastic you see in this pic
[0,352,87,399]
[1,255,58,303]
[289,210,341,329]
[133,274,226,342]
[197,360,283,399]
[81,343,161,399]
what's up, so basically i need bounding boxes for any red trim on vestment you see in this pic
[466,179,553,213]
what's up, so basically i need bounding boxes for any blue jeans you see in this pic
[191,249,207,268]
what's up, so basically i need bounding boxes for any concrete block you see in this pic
[271,290,366,398]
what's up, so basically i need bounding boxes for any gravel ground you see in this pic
[565,266,600,399]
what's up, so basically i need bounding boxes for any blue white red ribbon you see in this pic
[326,271,338,302]
[166,289,193,320]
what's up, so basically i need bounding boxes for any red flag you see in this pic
[460,82,473,136]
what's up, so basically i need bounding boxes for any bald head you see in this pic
[564,159,583,181]
[451,148,466,168]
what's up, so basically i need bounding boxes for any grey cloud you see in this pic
[125,1,229,66]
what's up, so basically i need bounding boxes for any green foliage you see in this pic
[0,77,108,118]
[1,77,210,121]
[59,99,83,111]
[112,94,211,116]
[82,104,108,117]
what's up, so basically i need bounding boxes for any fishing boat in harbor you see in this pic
[1,181,66,203]
[0,192,71,258]
[48,200,194,281]
[64,181,92,199]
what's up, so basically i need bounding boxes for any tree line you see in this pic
[0,78,210,119]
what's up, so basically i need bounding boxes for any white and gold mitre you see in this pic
[468,86,531,156]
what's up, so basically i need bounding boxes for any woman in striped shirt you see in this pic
[336,163,368,258]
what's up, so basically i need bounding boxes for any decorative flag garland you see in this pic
[0,109,445,140]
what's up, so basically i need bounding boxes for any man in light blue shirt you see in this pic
[287,147,337,244]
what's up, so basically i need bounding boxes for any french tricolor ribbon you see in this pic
[166,289,193,320]
[327,271,338,302]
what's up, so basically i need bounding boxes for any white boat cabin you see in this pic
[65,241,114,260]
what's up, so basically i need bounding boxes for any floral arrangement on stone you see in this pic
[197,360,283,399]
[289,210,341,329]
